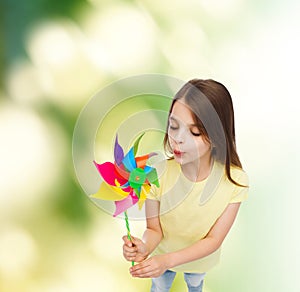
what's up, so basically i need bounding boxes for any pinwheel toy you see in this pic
[91,133,159,266]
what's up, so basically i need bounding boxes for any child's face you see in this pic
[168,100,211,166]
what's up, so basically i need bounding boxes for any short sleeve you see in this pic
[146,160,167,201]
[230,170,249,203]
[146,183,161,201]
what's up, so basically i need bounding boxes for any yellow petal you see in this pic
[90,182,128,201]
[137,184,151,209]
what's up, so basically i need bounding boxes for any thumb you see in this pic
[130,236,141,246]
[122,235,132,247]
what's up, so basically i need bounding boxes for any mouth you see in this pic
[173,149,184,156]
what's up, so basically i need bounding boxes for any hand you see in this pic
[129,255,169,278]
[122,235,149,263]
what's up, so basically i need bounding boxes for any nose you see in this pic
[172,128,185,144]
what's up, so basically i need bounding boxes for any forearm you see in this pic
[166,236,221,269]
[142,227,163,255]
[165,203,241,269]
[143,199,163,256]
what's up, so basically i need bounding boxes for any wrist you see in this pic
[142,240,151,258]
[164,252,175,270]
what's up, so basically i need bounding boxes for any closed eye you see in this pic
[191,131,201,136]
[169,117,179,130]
[190,126,201,136]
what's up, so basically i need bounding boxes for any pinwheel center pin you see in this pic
[129,168,147,189]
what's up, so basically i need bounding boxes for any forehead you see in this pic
[170,100,196,124]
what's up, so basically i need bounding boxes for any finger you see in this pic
[124,255,136,262]
[131,236,143,245]
[131,265,156,278]
[123,252,136,261]
[123,244,137,253]
[132,271,154,278]
[130,261,150,273]
[123,251,137,258]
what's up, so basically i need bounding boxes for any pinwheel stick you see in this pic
[124,210,134,266]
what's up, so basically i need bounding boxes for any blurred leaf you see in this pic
[51,177,93,230]
[2,0,90,69]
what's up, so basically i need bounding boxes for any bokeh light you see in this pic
[0,101,67,218]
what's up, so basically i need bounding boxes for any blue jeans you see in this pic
[151,270,205,292]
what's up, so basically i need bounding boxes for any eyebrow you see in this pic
[169,116,197,127]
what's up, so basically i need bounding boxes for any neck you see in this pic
[181,155,213,182]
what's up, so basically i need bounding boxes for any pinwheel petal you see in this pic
[113,191,138,217]
[138,184,150,210]
[131,190,139,205]
[93,161,117,186]
[90,182,128,201]
[149,152,158,158]
[115,179,131,193]
[133,133,145,156]
[135,154,149,168]
[120,181,130,189]
[144,165,153,174]
[94,161,128,186]
[114,135,124,166]
[147,168,160,187]
[114,163,130,181]
[122,148,136,171]
[142,184,151,195]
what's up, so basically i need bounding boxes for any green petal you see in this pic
[147,168,160,187]
[133,132,145,156]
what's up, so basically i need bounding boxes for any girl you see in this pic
[122,79,249,292]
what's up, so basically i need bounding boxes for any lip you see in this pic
[173,149,184,156]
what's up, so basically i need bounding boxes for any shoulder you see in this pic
[213,161,249,186]
[228,165,249,203]
[211,161,249,203]
[229,165,249,187]
[147,159,180,200]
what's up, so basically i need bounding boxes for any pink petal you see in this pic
[94,161,117,185]
[113,191,138,217]
[94,161,129,186]
[114,196,132,217]
[131,191,139,205]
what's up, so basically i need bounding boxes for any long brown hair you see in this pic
[164,79,246,187]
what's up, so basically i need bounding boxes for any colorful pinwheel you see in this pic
[91,133,159,265]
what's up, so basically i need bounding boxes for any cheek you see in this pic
[194,139,211,153]
[167,134,173,145]
[186,137,203,150]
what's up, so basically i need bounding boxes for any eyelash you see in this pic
[169,125,201,136]
[191,131,201,137]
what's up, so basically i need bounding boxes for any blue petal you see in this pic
[122,147,137,171]
[144,165,153,174]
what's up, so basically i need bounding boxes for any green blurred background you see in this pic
[1,0,300,291]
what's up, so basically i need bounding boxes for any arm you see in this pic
[130,202,241,278]
[123,199,162,262]
[142,199,163,254]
